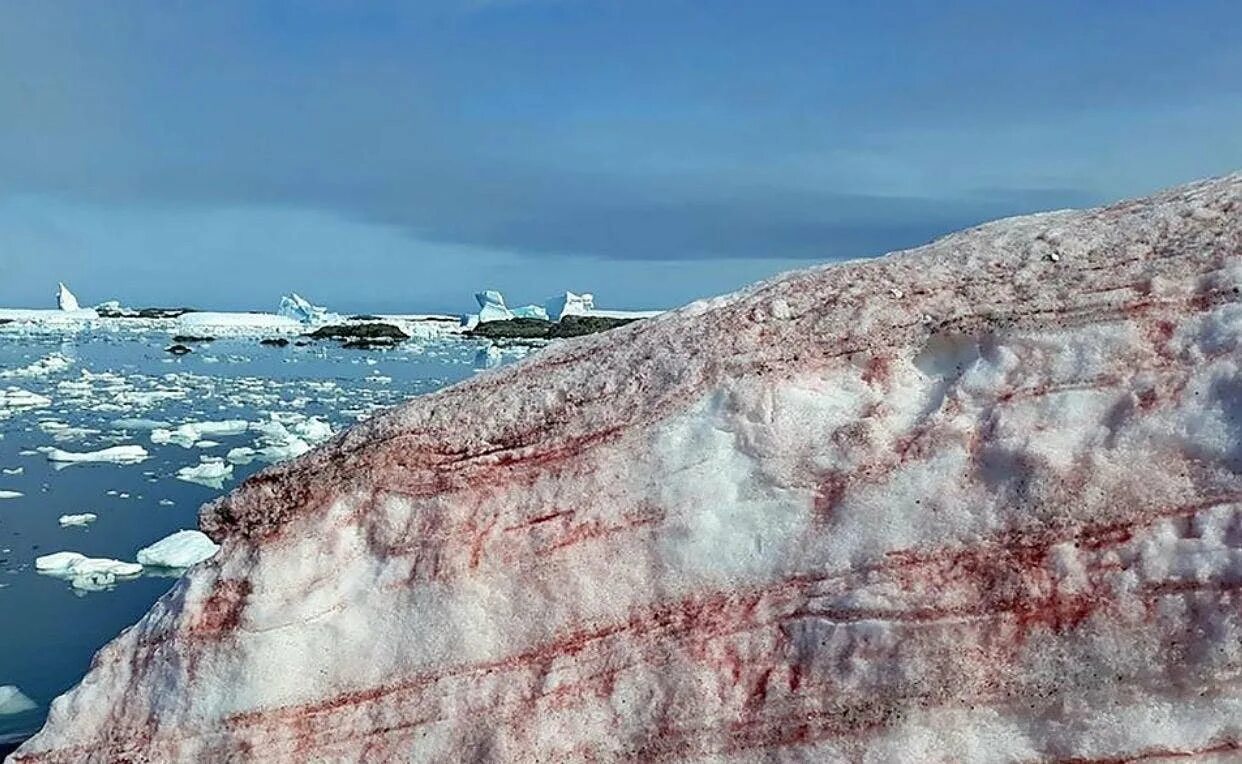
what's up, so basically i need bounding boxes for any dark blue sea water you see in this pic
[0,328,492,746]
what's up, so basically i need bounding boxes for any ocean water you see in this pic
[0,327,498,746]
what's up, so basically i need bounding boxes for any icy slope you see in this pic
[11,173,1242,763]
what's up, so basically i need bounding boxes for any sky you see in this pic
[1,1,1240,314]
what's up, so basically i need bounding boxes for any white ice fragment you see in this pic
[0,490,22,499]
[46,445,149,464]
[176,457,233,487]
[0,353,73,379]
[511,304,550,320]
[58,513,98,527]
[136,530,219,568]
[0,388,52,408]
[0,685,37,716]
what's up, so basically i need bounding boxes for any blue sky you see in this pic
[1,1,1240,313]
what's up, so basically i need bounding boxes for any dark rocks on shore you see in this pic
[260,338,290,347]
[308,323,410,342]
[166,344,193,355]
[341,338,402,350]
[466,314,640,341]
[171,335,215,343]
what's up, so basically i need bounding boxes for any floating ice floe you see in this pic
[56,282,80,312]
[58,513,98,527]
[0,685,37,716]
[0,352,73,379]
[0,388,52,408]
[152,420,250,448]
[136,530,219,569]
[176,457,233,488]
[45,445,150,465]
[0,490,23,499]
[35,551,142,590]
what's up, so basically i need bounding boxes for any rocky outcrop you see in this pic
[11,174,1242,762]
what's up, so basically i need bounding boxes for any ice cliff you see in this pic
[11,174,1242,762]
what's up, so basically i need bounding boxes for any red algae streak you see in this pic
[13,174,1242,762]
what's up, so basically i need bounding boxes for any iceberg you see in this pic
[277,292,337,326]
[45,445,149,465]
[136,530,219,569]
[473,289,514,323]
[56,282,80,312]
[14,173,1242,762]
[543,290,595,321]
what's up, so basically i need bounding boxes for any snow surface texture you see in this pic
[12,174,1242,763]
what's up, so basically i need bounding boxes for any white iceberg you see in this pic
[45,445,149,464]
[474,290,514,323]
[277,293,338,326]
[58,513,98,527]
[511,304,550,320]
[176,457,233,487]
[136,530,219,569]
[56,282,80,312]
[0,685,37,716]
[0,490,22,499]
[543,291,595,321]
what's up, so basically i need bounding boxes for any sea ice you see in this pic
[58,513,98,527]
[136,530,219,568]
[0,490,22,499]
[0,685,37,716]
[0,388,52,409]
[34,551,142,591]
[175,457,233,487]
[45,445,150,464]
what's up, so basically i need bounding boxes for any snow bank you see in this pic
[14,173,1242,762]
[136,530,219,569]
[45,445,149,465]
